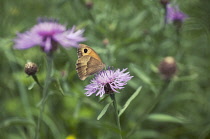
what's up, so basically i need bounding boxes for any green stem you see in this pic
[110,94,123,139]
[34,54,53,139]
[8,48,34,138]
[126,80,171,138]
[32,75,43,89]
[163,5,167,29]
[175,27,183,61]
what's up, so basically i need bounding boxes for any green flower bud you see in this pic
[24,62,38,76]
[159,56,177,80]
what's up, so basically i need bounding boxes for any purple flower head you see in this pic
[85,68,133,97]
[14,18,86,53]
[166,4,187,23]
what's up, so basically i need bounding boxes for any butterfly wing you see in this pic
[76,55,105,80]
[77,44,103,61]
[76,44,105,80]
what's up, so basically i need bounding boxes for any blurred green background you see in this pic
[1,0,210,139]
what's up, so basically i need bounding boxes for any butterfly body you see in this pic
[76,44,105,80]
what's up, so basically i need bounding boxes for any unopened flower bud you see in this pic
[160,0,169,7]
[85,1,93,9]
[158,56,177,80]
[24,62,38,76]
[102,38,109,46]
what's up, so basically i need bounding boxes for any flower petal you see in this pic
[84,68,133,97]
[14,32,42,49]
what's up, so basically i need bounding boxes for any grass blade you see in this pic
[147,113,185,124]
[97,101,113,120]
[119,86,142,117]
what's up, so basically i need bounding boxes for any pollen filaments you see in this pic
[24,62,38,76]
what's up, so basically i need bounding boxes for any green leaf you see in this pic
[130,64,157,94]
[28,82,36,90]
[99,95,109,103]
[55,78,65,96]
[131,65,151,85]
[147,113,185,124]
[97,101,113,120]
[118,86,142,117]
[0,118,34,128]
[175,73,198,82]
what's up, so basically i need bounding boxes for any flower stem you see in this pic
[110,94,123,139]
[175,27,183,61]
[32,75,43,89]
[34,54,53,139]
[163,5,167,29]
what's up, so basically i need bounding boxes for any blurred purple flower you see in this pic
[85,68,133,97]
[166,4,187,23]
[14,19,86,53]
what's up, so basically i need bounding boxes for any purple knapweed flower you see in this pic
[166,4,187,24]
[14,18,86,53]
[85,68,133,97]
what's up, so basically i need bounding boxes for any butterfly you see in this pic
[76,44,105,80]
